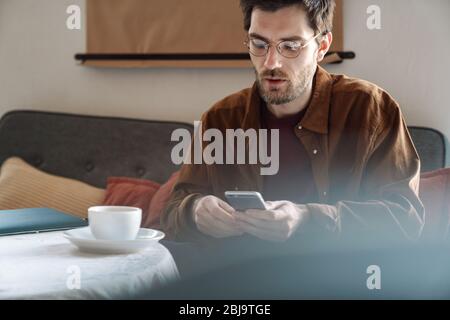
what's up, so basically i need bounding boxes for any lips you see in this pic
[264,78,287,86]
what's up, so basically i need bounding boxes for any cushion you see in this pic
[103,177,160,226]
[0,157,105,218]
[102,171,180,230]
[419,167,450,241]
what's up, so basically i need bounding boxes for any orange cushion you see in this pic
[103,177,160,227]
[102,172,180,230]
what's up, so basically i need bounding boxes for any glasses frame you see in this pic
[244,31,327,59]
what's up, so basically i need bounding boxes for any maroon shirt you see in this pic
[261,103,318,204]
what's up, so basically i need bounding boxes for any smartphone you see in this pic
[224,191,266,211]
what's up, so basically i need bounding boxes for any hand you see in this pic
[233,201,309,242]
[193,195,244,238]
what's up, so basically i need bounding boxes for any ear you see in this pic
[316,32,333,62]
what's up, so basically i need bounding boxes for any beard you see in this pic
[255,63,316,105]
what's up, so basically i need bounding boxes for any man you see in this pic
[161,0,424,246]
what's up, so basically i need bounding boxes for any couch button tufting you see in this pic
[34,157,43,166]
[85,162,94,172]
[137,168,146,176]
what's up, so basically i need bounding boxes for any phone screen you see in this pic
[225,192,266,211]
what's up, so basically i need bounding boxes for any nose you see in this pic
[263,46,282,70]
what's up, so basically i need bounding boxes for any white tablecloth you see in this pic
[0,231,179,299]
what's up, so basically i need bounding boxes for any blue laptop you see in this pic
[0,208,88,236]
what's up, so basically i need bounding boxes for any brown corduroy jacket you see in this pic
[161,66,424,243]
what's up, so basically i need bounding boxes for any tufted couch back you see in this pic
[0,110,193,188]
[0,110,447,189]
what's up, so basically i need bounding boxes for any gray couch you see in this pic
[0,110,193,188]
[0,110,447,185]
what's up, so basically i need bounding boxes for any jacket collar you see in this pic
[244,65,333,135]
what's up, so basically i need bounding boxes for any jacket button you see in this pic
[137,168,146,176]
[313,149,318,155]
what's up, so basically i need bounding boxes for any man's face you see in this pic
[248,6,320,105]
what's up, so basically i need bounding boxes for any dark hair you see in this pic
[240,0,335,34]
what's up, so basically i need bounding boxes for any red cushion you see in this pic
[102,172,180,231]
[144,171,180,229]
[103,177,160,227]
[419,168,450,241]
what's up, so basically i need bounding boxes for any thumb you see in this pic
[217,198,235,213]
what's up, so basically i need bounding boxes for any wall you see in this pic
[0,0,449,138]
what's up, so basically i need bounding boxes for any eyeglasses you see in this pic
[244,32,326,59]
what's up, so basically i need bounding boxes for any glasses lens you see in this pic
[248,38,268,56]
[279,41,301,58]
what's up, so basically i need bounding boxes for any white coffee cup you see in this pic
[88,206,142,240]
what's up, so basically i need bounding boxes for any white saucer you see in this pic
[63,227,165,254]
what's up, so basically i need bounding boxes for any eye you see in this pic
[250,38,268,49]
[281,41,301,51]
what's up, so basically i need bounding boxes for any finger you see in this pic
[234,211,286,233]
[265,201,289,210]
[197,210,242,237]
[200,209,236,230]
[235,208,288,222]
[244,209,278,220]
[217,198,236,213]
[197,220,231,238]
[203,199,237,224]
[205,198,233,218]
[197,217,241,238]
[237,220,285,242]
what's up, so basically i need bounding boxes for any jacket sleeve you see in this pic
[160,114,213,242]
[306,103,425,244]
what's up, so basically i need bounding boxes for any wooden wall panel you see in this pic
[84,0,344,67]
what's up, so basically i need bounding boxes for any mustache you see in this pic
[259,69,289,79]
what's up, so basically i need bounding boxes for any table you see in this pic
[0,231,180,299]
